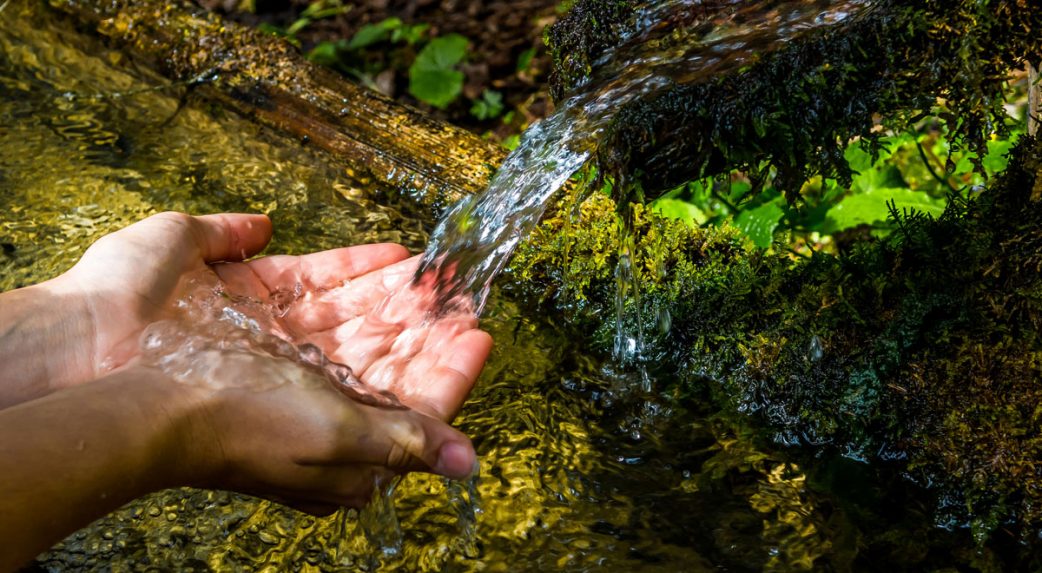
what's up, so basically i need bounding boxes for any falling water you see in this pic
[417,0,870,344]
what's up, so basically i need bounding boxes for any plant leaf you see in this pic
[409,69,464,108]
[413,34,469,70]
[734,201,784,249]
[408,34,469,108]
[823,187,946,232]
[650,198,707,227]
[347,17,402,50]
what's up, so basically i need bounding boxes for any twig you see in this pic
[915,139,960,194]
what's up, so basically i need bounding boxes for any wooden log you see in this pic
[45,0,506,210]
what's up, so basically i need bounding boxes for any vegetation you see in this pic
[650,125,1022,251]
[512,135,1042,552]
[547,0,1041,206]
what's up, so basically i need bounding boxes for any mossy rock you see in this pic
[547,0,1041,200]
[511,136,1042,542]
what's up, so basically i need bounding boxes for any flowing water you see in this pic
[1,1,991,571]
[418,0,870,319]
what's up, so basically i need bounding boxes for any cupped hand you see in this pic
[56,212,492,510]
[59,211,491,419]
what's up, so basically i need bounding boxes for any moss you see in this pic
[511,136,1042,542]
[547,0,1042,201]
[544,0,637,101]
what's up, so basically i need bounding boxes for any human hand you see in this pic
[131,217,493,512]
[50,211,490,415]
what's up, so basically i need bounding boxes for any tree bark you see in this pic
[45,0,506,210]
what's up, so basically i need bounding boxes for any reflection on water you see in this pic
[0,1,964,571]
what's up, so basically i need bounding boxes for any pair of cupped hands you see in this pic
[40,212,492,515]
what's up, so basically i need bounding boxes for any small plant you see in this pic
[470,89,504,120]
[407,34,469,109]
[257,0,350,47]
[649,123,1021,251]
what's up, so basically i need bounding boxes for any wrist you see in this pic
[75,365,225,491]
[0,278,94,406]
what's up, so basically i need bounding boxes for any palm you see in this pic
[214,248,490,421]
[66,212,490,422]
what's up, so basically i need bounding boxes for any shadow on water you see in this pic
[0,1,1017,571]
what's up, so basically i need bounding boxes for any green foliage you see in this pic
[470,89,504,120]
[552,0,1040,213]
[347,17,428,50]
[516,48,536,73]
[514,136,1042,553]
[408,34,469,108]
[258,0,349,46]
[649,125,1021,251]
[299,19,480,111]
[734,201,784,249]
[649,197,705,226]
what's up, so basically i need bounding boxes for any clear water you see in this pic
[1,1,984,571]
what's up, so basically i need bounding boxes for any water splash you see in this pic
[139,269,405,409]
[417,0,869,317]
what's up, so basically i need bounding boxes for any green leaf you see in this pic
[470,89,504,120]
[408,34,469,108]
[824,187,946,232]
[650,198,707,227]
[306,41,341,66]
[982,136,1017,175]
[413,34,469,71]
[844,139,875,173]
[734,201,784,249]
[409,69,464,108]
[501,134,520,151]
[516,48,536,72]
[852,164,906,194]
[347,17,402,50]
[393,23,429,45]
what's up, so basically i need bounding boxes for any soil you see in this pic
[196,0,561,140]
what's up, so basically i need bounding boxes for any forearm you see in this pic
[0,367,208,571]
[0,279,93,408]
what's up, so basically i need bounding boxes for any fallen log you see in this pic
[46,0,506,211]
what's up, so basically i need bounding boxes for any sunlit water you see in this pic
[0,1,984,571]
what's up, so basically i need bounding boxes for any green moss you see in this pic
[548,0,1041,201]
[544,0,636,101]
[511,136,1042,542]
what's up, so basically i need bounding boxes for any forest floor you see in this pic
[197,0,561,145]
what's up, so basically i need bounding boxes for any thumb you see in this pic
[363,407,477,480]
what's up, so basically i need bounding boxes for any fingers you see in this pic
[357,407,477,479]
[294,405,476,480]
[188,213,273,263]
[400,329,493,421]
[246,244,412,293]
